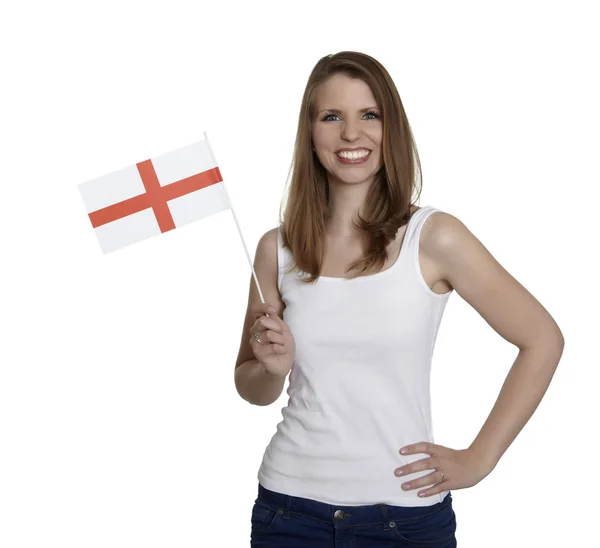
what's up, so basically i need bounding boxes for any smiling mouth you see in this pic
[335,150,371,164]
[336,150,371,160]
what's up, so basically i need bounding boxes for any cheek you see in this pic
[312,124,338,146]
[311,125,324,144]
[313,135,332,150]
[369,130,383,148]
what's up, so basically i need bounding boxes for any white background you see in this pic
[1,1,597,546]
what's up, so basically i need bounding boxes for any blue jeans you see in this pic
[251,482,457,547]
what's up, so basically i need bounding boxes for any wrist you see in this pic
[467,443,498,475]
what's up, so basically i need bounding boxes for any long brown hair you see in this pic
[278,51,423,283]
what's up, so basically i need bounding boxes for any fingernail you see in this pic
[268,307,275,314]
[395,469,403,476]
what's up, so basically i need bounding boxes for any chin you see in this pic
[339,166,378,177]
[333,174,377,185]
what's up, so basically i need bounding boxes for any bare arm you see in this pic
[234,228,287,406]
[424,212,565,471]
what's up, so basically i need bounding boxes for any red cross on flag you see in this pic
[78,136,230,253]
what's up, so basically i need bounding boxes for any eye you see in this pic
[321,110,381,121]
[364,110,381,120]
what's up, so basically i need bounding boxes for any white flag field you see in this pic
[77,133,268,303]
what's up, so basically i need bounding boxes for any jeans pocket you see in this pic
[392,499,457,546]
[250,497,283,533]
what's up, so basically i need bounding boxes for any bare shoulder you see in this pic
[420,210,466,254]
[255,226,280,264]
[419,209,500,289]
[420,210,564,350]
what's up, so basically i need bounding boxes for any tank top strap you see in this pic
[404,205,444,266]
[407,205,441,238]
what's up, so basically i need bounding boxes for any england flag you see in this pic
[78,138,230,253]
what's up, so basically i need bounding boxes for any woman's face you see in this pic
[311,73,383,187]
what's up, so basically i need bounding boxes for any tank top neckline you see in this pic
[314,205,430,283]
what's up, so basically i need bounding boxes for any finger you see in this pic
[252,339,283,358]
[259,330,286,346]
[249,319,263,340]
[401,442,436,457]
[250,315,274,335]
[270,343,286,355]
[395,457,438,476]
[250,326,286,348]
[250,302,276,319]
[250,329,285,347]
[257,316,283,334]
[416,481,448,498]
[249,325,266,343]
[264,313,289,334]
[250,334,267,348]
[401,470,444,491]
[258,306,282,323]
[416,488,441,498]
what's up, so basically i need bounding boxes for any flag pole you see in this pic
[203,131,270,315]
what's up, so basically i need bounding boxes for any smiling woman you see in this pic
[235,50,565,548]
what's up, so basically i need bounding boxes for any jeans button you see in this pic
[334,510,345,520]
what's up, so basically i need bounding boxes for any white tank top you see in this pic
[257,205,454,506]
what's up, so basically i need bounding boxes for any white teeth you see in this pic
[337,150,370,159]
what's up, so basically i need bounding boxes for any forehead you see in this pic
[314,73,377,108]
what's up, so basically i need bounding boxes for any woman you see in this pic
[234,51,564,547]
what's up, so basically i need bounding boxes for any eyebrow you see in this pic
[318,106,379,114]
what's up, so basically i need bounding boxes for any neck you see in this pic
[325,177,373,237]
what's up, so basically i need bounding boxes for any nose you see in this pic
[341,119,360,141]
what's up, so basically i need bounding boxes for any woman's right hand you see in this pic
[249,302,296,379]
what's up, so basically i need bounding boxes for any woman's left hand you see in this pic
[394,442,494,498]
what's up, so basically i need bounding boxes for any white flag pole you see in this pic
[203,131,270,314]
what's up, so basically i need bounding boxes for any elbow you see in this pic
[521,330,565,362]
[522,320,565,355]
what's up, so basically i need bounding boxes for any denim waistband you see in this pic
[257,482,452,527]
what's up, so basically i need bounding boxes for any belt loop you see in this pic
[377,504,390,531]
[282,494,293,520]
